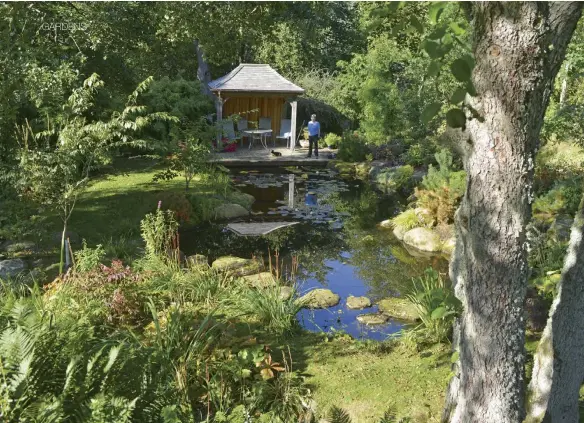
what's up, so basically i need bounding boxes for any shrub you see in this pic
[158,191,193,223]
[233,285,300,335]
[337,132,369,162]
[75,240,106,272]
[415,149,466,224]
[324,133,342,148]
[532,177,583,223]
[390,209,427,233]
[401,140,437,167]
[405,268,461,345]
[140,209,179,259]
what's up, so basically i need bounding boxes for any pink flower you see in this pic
[157,201,162,210]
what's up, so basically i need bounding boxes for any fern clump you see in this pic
[391,209,423,232]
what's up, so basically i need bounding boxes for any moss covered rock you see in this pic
[242,272,277,288]
[211,256,262,276]
[298,289,340,309]
[403,227,442,252]
[377,297,419,321]
[346,296,372,310]
[213,203,250,220]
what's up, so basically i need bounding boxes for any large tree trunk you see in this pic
[526,196,584,423]
[194,39,213,98]
[444,3,581,423]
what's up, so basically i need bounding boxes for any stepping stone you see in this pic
[356,313,389,325]
[346,296,372,310]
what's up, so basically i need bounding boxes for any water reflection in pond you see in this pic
[181,167,448,341]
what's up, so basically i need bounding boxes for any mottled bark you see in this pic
[526,196,584,423]
[443,3,582,423]
[194,39,212,98]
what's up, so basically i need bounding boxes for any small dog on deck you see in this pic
[270,150,282,157]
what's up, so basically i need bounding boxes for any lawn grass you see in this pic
[283,333,451,422]
[43,157,241,246]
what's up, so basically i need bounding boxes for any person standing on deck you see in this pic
[307,114,320,158]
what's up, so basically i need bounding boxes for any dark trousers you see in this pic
[308,135,319,157]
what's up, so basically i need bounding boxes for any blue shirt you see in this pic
[307,121,320,136]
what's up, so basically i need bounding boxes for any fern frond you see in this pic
[378,407,397,423]
[327,406,352,423]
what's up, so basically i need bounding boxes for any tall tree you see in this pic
[526,194,584,422]
[440,3,581,423]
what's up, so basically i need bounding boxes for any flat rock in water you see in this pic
[356,313,389,325]
[298,288,340,309]
[377,297,419,321]
[242,272,277,288]
[346,295,372,310]
[0,259,27,279]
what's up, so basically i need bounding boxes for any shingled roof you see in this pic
[209,64,304,94]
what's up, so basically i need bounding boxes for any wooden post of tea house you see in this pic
[290,100,297,151]
[215,92,223,144]
[208,64,304,150]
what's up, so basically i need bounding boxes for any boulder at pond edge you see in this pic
[377,297,419,321]
[298,289,340,309]
[0,259,28,279]
[211,256,262,277]
[214,203,250,220]
[402,227,442,252]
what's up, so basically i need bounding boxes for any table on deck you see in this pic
[243,129,273,150]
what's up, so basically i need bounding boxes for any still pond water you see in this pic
[182,167,448,341]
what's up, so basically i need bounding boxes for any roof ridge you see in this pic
[268,65,302,90]
[214,64,244,88]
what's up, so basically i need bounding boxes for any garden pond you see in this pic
[181,166,448,341]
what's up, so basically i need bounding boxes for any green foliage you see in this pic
[376,165,414,191]
[337,132,370,162]
[533,178,584,223]
[233,285,300,336]
[75,240,107,273]
[528,226,568,299]
[326,405,411,423]
[401,140,438,167]
[140,209,179,259]
[324,133,342,148]
[405,268,461,345]
[414,149,466,224]
[390,209,425,233]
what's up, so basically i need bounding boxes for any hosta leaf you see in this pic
[428,26,446,40]
[423,40,442,59]
[410,16,424,33]
[449,22,466,35]
[431,306,448,320]
[426,60,442,78]
[446,108,467,128]
[422,102,442,124]
[450,88,467,104]
[429,2,447,24]
[451,59,472,82]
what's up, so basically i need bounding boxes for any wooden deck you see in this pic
[211,145,336,167]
